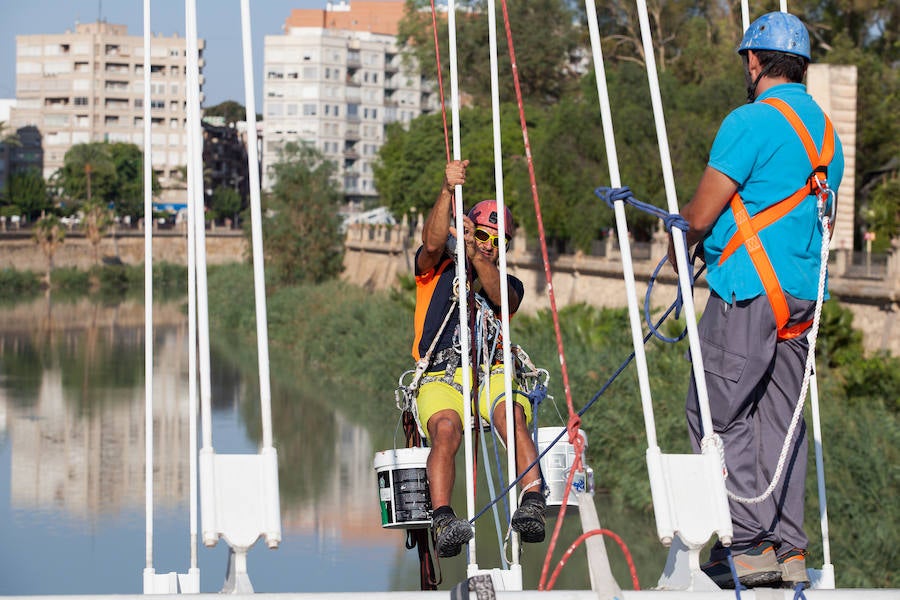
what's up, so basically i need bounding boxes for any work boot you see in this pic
[700,541,782,589]
[511,492,546,543]
[432,511,474,558]
[780,548,810,589]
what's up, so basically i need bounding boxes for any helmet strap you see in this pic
[745,57,780,103]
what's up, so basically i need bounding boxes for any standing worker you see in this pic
[667,11,844,589]
[413,159,546,558]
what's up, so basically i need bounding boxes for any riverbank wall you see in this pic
[341,218,900,357]
[1,220,897,356]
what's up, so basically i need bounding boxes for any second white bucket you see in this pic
[537,426,593,507]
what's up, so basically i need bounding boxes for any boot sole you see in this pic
[708,568,782,589]
[511,518,545,543]
[436,526,473,557]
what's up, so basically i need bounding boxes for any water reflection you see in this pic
[0,297,416,594]
[0,296,663,595]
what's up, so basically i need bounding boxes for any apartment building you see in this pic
[10,20,202,187]
[262,0,436,202]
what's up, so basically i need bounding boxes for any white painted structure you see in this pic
[261,2,436,200]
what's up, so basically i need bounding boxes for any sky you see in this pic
[0,0,326,109]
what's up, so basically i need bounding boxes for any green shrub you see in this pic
[0,269,41,302]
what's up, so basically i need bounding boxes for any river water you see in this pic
[0,296,659,595]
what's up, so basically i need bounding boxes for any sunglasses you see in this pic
[473,227,510,248]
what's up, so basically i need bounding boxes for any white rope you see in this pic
[484,0,520,564]
[142,0,154,573]
[584,0,660,451]
[239,0,275,450]
[727,212,831,504]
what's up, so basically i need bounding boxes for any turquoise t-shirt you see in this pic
[703,83,844,302]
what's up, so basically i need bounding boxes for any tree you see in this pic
[33,214,66,287]
[262,142,345,285]
[81,199,114,264]
[398,0,582,107]
[5,169,49,221]
[210,186,242,226]
[61,142,116,207]
[108,142,154,221]
[204,100,247,125]
[863,179,900,252]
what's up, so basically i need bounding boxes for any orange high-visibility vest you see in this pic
[718,97,835,341]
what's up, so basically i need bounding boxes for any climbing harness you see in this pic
[718,97,836,341]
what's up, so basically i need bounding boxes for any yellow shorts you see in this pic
[415,365,532,437]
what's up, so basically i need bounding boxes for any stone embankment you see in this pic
[341,218,900,357]
[1,220,897,355]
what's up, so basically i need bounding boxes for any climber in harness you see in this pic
[408,159,546,559]
[666,11,844,590]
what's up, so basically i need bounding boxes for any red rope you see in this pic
[496,0,585,586]
[545,528,641,591]
[430,0,451,162]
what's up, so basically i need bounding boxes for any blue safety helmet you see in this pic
[737,12,810,60]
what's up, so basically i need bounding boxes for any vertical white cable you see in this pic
[780,0,788,13]
[808,369,834,587]
[485,0,519,564]
[142,0,154,574]
[634,0,714,440]
[185,1,200,569]
[741,0,750,33]
[239,0,274,450]
[584,0,658,448]
[186,0,213,450]
[446,0,478,571]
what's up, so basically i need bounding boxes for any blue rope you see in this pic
[725,551,746,599]
[595,186,689,234]
[470,297,686,524]
[469,185,704,524]
[596,185,700,343]
[792,583,809,600]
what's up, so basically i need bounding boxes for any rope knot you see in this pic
[594,186,633,209]
[663,213,688,233]
[566,414,582,447]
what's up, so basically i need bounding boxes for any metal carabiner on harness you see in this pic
[812,175,837,226]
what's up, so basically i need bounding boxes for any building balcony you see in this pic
[344,126,360,141]
[343,149,359,160]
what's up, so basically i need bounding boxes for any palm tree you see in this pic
[63,143,114,203]
[81,200,114,264]
[0,121,20,147]
[33,214,66,287]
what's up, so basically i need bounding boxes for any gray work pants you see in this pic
[686,291,815,559]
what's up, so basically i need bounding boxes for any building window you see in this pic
[73,96,88,106]
[303,104,317,116]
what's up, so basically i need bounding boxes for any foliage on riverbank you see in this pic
[0,263,187,305]
[206,265,896,588]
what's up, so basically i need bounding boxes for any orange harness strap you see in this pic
[718,98,835,340]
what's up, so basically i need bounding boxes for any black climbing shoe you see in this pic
[511,494,546,543]
[432,512,474,558]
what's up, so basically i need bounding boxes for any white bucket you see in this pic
[537,426,593,507]
[373,447,432,529]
